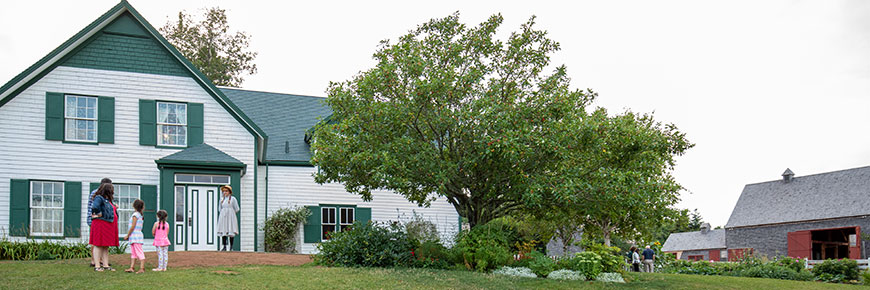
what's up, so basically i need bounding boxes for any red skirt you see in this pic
[90,218,119,247]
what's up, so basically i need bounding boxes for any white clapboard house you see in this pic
[0,0,459,253]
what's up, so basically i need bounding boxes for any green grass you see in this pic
[0,260,865,289]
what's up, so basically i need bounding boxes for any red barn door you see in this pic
[787,230,812,259]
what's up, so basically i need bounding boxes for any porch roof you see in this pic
[156,143,245,168]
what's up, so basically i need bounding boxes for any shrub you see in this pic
[0,240,90,260]
[560,251,602,280]
[860,270,870,285]
[410,240,450,269]
[595,272,625,283]
[584,243,626,273]
[735,263,813,281]
[527,251,557,277]
[547,269,585,280]
[263,206,310,253]
[813,259,859,282]
[109,242,128,255]
[453,224,515,272]
[492,266,537,278]
[315,221,415,267]
[774,256,804,273]
[405,215,439,244]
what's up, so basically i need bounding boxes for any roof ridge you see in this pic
[218,86,326,99]
[743,164,870,187]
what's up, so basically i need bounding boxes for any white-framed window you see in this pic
[174,174,229,185]
[115,184,141,237]
[30,181,64,236]
[321,207,336,241]
[64,95,97,142]
[157,102,187,147]
[339,208,355,232]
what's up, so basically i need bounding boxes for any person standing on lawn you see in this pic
[90,183,118,271]
[216,185,239,251]
[124,199,146,273]
[642,245,656,273]
[152,210,171,271]
[631,246,641,272]
[87,178,112,267]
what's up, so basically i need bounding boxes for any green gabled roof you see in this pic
[0,0,267,158]
[220,88,332,163]
[156,143,245,168]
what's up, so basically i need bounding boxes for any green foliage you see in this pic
[812,259,859,282]
[547,269,584,280]
[159,7,257,87]
[526,251,557,277]
[583,243,626,273]
[405,214,439,244]
[109,242,128,255]
[311,12,600,228]
[453,225,514,272]
[860,270,870,285]
[411,240,450,269]
[662,257,814,282]
[0,240,90,260]
[315,221,414,268]
[648,208,705,247]
[263,206,310,253]
[558,252,602,280]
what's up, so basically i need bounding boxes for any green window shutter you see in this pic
[188,103,204,145]
[97,96,115,144]
[45,92,64,141]
[141,185,157,239]
[63,181,82,237]
[9,179,30,237]
[356,208,372,225]
[89,182,100,192]
[303,206,321,243]
[139,99,156,145]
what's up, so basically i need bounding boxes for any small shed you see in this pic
[662,224,726,261]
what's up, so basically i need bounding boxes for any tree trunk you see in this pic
[603,230,611,247]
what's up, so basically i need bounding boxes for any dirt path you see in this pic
[101,251,312,269]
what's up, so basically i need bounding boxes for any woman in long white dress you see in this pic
[216,185,239,251]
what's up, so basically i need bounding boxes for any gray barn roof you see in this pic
[661,229,725,252]
[220,87,332,163]
[725,166,870,228]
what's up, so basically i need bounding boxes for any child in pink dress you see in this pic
[152,210,171,271]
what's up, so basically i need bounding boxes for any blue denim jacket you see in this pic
[91,195,114,223]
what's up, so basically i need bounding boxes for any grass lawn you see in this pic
[0,260,865,289]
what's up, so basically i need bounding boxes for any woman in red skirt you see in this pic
[90,183,119,271]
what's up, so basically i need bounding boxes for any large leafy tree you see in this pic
[311,13,691,231]
[312,13,591,227]
[541,110,692,246]
[160,7,257,87]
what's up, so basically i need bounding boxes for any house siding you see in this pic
[726,215,870,259]
[0,66,255,251]
[265,165,460,254]
[677,249,725,261]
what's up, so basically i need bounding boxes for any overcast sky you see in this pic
[2,0,870,227]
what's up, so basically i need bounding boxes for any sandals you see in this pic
[94,267,104,272]
[104,266,116,272]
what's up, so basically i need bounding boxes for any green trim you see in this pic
[156,159,245,169]
[263,160,313,167]
[97,96,114,144]
[155,145,188,150]
[140,184,157,239]
[139,99,157,146]
[45,92,64,141]
[253,139,258,252]
[303,205,320,244]
[61,140,100,145]
[160,167,241,251]
[63,181,82,237]
[0,1,268,152]
[9,179,30,237]
[188,103,204,146]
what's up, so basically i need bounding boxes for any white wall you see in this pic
[264,165,460,254]
[0,66,256,251]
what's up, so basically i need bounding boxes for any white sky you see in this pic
[2,0,870,227]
